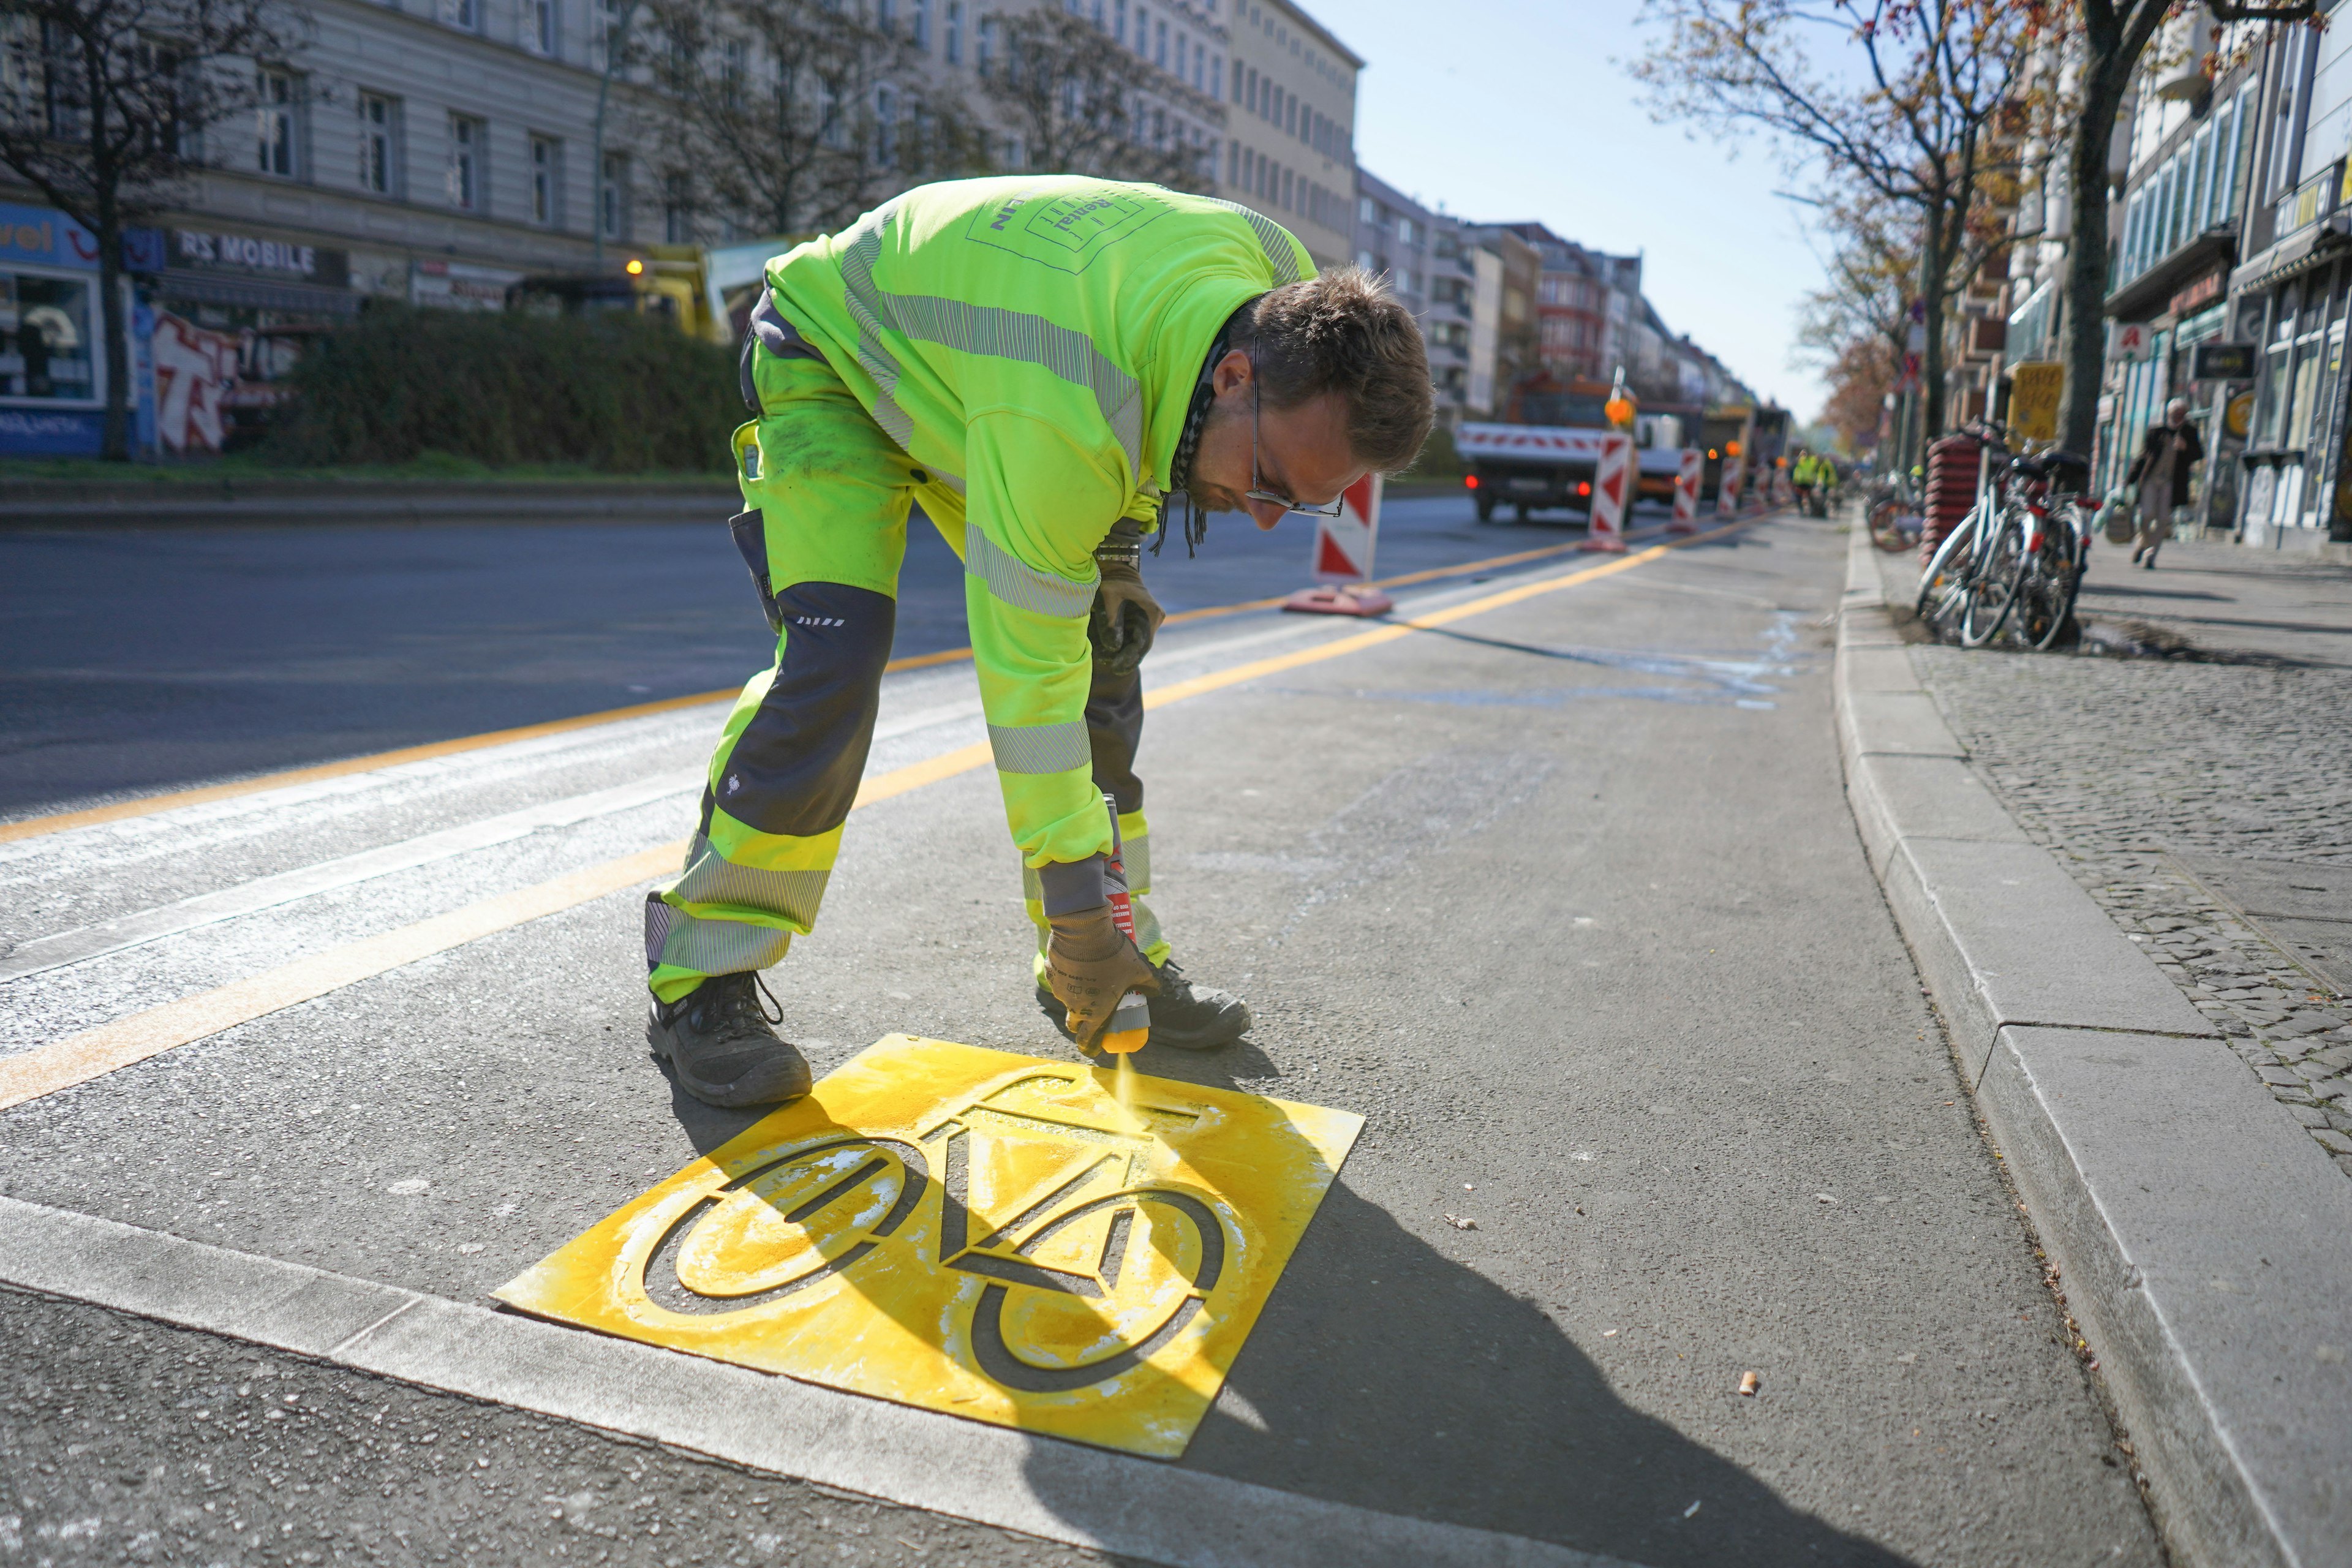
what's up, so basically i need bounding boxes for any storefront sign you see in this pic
[2108,322,2155,362]
[2169,270,2225,317]
[2192,342,2256,381]
[0,203,99,270]
[410,259,524,312]
[2009,362,2064,440]
[171,228,350,289]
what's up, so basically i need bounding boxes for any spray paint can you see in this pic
[1099,792,1150,1055]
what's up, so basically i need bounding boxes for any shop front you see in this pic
[0,202,127,457]
[151,225,358,453]
[2220,169,2352,550]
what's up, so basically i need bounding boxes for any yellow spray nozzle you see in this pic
[1099,1028,1148,1055]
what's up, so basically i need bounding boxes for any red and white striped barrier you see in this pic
[1668,447,1703,534]
[1717,458,1743,518]
[1580,433,1632,553]
[1283,473,1393,616]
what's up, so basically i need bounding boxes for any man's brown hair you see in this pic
[1233,266,1434,473]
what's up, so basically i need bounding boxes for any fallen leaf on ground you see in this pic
[1442,1213,1478,1231]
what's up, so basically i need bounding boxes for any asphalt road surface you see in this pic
[0,489,1589,821]
[0,508,2161,1567]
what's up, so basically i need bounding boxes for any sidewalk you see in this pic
[1875,534,2352,1169]
[1836,521,2352,1568]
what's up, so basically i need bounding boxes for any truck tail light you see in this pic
[1464,474,1479,489]
[1577,481,1591,497]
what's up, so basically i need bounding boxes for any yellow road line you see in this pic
[0,524,1679,846]
[0,518,1751,1111]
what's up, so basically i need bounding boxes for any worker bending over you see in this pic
[641,175,1434,1108]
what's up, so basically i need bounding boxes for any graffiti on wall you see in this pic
[151,311,240,453]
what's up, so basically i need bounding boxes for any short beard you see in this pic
[1180,398,1248,513]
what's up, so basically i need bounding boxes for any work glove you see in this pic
[1045,900,1161,1051]
[1089,522,1164,678]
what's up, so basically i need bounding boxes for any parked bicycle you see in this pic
[1915,435,2094,651]
[1866,466,1924,551]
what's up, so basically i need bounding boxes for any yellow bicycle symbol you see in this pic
[630,1075,1229,1395]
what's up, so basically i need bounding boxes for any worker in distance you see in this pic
[642,173,1434,1109]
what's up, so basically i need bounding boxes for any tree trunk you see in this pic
[2060,37,2135,458]
[96,209,130,462]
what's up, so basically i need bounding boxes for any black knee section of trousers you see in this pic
[1087,658,1145,816]
[701,581,899,839]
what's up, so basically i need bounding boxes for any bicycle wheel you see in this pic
[1868,497,1910,551]
[2025,524,2089,650]
[1915,511,1978,632]
[1959,517,2024,647]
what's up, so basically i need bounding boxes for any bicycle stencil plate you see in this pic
[496,1036,1363,1458]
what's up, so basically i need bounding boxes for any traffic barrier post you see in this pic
[1283,473,1394,616]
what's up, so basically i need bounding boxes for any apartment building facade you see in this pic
[1218,0,1358,268]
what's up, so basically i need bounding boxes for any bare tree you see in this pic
[641,0,961,243]
[1635,0,2031,453]
[0,0,302,459]
[977,9,1213,190]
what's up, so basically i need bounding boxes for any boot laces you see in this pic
[703,971,783,1030]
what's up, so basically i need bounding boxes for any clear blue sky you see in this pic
[1328,0,1831,417]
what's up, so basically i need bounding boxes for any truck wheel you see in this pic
[1475,495,1495,522]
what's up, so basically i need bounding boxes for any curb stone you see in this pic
[1834,523,2352,1568]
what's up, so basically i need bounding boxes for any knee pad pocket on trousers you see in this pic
[717,582,899,839]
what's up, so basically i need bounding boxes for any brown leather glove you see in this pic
[1045,901,1161,1050]
[1090,524,1164,677]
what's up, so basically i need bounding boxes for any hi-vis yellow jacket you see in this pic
[765,176,1312,868]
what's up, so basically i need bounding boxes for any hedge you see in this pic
[263,305,742,472]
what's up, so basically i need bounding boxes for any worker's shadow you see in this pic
[1026,1177,1908,1568]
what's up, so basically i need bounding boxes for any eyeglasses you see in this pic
[1243,382,1346,518]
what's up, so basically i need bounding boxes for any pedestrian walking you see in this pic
[2124,398,2203,568]
[639,175,1434,1108]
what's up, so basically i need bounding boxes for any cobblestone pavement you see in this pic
[1876,533,2352,1178]
[0,1287,1128,1568]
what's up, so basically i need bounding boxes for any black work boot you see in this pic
[1035,957,1252,1051]
[647,972,812,1109]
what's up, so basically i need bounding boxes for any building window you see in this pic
[976,15,993,72]
[945,0,962,63]
[601,151,630,239]
[663,173,692,243]
[913,0,930,50]
[447,113,482,209]
[0,269,97,404]
[530,135,562,225]
[526,0,556,55]
[358,92,401,196]
[876,0,894,28]
[876,85,897,165]
[450,0,482,31]
[255,67,300,178]
[721,36,746,107]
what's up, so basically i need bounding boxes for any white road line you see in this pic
[0,1195,1636,1568]
[1,769,703,982]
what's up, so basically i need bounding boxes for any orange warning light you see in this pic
[1604,397,1635,427]
[1726,440,1743,457]
[625,258,645,276]
[1708,448,1719,459]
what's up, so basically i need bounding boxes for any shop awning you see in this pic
[2227,216,2351,300]
[2104,228,2236,322]
[155,269,361,317]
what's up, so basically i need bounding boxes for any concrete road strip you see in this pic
[0,1195,1634,1567]
[0,768,706,982]
[0,521,1746,1112]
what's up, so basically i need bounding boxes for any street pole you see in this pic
[590,0,643,273]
